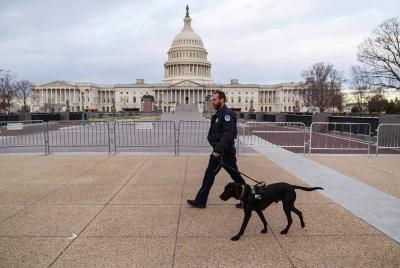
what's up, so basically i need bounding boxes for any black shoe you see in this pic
[235,202,243,209]
[187,199,206,208]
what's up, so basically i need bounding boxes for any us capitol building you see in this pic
[30,6,304,114]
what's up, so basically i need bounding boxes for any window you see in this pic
[238,97,241,103]
[134,97,136,103]
[269,107,272,112]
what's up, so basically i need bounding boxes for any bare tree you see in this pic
[357,17,400,90]
[14,80,32,112]
[301,62,344,112]
[350,65,373,111]
[0,70,17,114]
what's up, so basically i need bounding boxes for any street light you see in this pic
[81,92,84,121]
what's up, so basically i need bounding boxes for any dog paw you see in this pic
[280,230,288,235]
[231,235,240,241]
[261,229,267,233]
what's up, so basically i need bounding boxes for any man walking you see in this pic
[187,90,245,208]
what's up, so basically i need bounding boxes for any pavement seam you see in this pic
[0,156,113,225]
[171,155,189,268]
[267,218,296,268]
[46,155,150,268]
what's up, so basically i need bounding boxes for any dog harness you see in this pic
[240,185,263,200]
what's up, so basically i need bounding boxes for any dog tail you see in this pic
[294,185,323,191]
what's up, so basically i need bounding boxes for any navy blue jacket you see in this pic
[207,105,238,153]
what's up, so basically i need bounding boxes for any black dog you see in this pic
[219,182,323,241]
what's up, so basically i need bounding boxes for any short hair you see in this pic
[213,90,226,101]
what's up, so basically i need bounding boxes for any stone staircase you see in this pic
[175,104,197,112]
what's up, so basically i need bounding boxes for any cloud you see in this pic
[0,0,399,85]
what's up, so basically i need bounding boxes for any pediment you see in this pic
[171,80,202,87]
[40,80,75,87]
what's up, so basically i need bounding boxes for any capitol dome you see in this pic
[163,6,213,84]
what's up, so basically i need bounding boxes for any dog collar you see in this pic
[240,185,245,199]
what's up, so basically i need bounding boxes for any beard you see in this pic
[213,103,221,110]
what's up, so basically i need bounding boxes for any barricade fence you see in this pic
[376,124,400,156]
[309,122,371,155]
[177,121,211,154]
[0,120,48,154]
[239,122,307,154]
[0,120,399,156]
[114,121,176,154]
[47,121,111,154]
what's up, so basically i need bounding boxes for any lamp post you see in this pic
[111,98,116,113]
[249,99,255,112]
[81,92,84,120]
[65,99,70,120]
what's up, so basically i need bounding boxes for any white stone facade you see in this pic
[31,7,305,113]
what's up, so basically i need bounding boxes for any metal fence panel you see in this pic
[114,121,176,154]
[177,121,210,154]
[376,124,400,156]
[47,121,111,154]
[240,122,306,153]
[309,122,371,155]
[0,120,47,154]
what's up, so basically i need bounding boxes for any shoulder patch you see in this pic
[224,115,231,122]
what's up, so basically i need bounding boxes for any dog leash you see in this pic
[215,156,263,185]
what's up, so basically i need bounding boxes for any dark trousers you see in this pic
[195,148,246,205]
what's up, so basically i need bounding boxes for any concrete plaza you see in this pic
[0,153,399,267]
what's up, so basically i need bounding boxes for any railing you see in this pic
[376,124,400,156]
[0,120,48,154]
[177,121,210,154]
[309,122,371,155]
[113,121,176,154]
[240,122,307,154]
[47,121,111,154]
[1,120,399,156]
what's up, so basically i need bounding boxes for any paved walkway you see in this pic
[242,136,400,243]
[0,154,399,267]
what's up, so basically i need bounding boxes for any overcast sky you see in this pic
[1,0,399,86]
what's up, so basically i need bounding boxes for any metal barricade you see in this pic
[177,121,210,154]
[114,121,176,154]
[376,124,400,156]
[240,122,307,153]
[47,121,111,154]
[0,120,48,154]
[309,122,371,155]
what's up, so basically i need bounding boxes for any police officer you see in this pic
[187,90,246,208]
